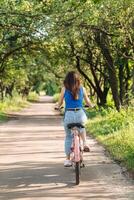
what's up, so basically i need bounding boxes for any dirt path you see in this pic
[0,96,133,200]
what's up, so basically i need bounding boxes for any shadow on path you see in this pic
[0,161,132,200]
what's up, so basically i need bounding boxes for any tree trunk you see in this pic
[0,81,4,101]
[75,56,109,106]
[124,62,131,105]
[132,66,134,95]
[119,64,125,105]
[95,32,121,111]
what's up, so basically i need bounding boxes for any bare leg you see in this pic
[66,155,70,160]
[80,129,87,144]
[80,129,90,152]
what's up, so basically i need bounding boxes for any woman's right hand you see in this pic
[54,103,60,110]
[84,104,96,108]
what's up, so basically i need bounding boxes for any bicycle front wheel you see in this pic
[75,161,80,185]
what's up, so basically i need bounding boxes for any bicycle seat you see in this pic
[67,123,85,129]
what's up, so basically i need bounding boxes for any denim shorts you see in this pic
[63,109,87,156]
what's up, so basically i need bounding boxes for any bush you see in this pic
[0,112,7,122]
[53,93,60,102]
[27,92,39,102]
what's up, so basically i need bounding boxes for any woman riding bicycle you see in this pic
[56,71,94,167]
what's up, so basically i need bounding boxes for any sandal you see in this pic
[83,145,90,152]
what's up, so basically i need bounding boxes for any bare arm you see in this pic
[57,87,65,108]
[83,87,94,107]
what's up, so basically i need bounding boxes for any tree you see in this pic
[0,0,133,111]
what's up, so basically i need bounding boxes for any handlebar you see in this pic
[54,106,64,111]
[55,105,96,111]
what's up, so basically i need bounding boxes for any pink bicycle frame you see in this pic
[72,128,81,162]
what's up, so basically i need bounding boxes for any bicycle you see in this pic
[67,122,85,185]
[55,105,91,185]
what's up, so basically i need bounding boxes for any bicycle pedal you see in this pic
[82,163,85,168]
[80,163,85,168]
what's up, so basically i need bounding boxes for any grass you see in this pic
[0,95,28,112]
[86,107,134,172]
[0,96,28,123]
[100,126,134,170]
[0,92,39,122]
[0,112,7,122]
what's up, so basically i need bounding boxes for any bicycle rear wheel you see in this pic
[75,161,80,185]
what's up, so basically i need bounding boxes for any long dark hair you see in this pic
[64,71,81,100]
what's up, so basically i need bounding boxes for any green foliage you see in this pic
[85,107,99,119]
[43,80,59,96]
[0,0,134,110]
[49,0,134,109]
[0,91,39,122]
[87,108,134,135]
[86,107,134,170]
[27,91,39,102]
[0,93,28,113]
[53,93,60,103]
[0,112,7,122]
[101,126,134,170]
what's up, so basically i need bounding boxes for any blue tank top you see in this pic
[64,87,84,109]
